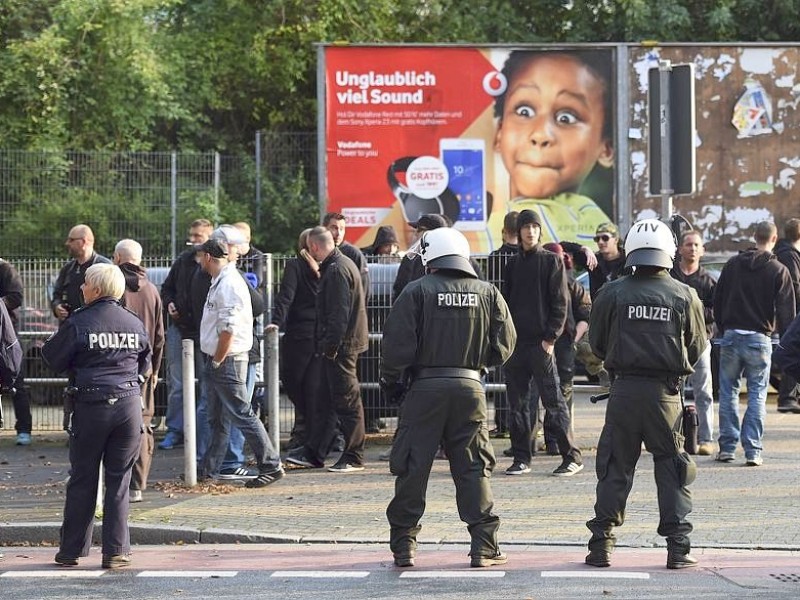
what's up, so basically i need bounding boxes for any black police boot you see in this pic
[585,549,611,567]
[666,541,698,569]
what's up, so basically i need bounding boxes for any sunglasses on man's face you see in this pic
[594,234,614,243]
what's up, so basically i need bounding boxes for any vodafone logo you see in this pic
[482,71,507,97]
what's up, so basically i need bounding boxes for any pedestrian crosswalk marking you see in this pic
[271,571,370,578]
[137,570,238,578]
[400,571,506,578]
[1,571,105,578]
[541,571,650,580]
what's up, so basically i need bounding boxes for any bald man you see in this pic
[51,224,111,321]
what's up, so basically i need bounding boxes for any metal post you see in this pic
[95,461,103,517]
[266,325,280,450]
[255,131,262,228]
[182,339,197,486]
[263,253,280,448]
[659,60,674,219]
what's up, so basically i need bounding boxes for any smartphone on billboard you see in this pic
[439,138,486,231]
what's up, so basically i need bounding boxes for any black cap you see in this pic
[516,209,541,237]
[199,238,228,258]
[409,214,448,231]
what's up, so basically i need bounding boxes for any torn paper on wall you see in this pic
[731,78,773,137]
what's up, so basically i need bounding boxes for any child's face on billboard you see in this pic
[494,54,614,199]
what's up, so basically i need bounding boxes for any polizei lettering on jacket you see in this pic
[438,292,478,307]
[87,332,139,349]
[626,304,672,322]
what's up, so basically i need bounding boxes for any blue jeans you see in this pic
[200,354,281,478]
[164,326,211,460]
[717,331,770,458]
[220,362,256,470]
[688,342,714,444]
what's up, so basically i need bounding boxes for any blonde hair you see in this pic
[298,228,313,252]
[85,263,125,300]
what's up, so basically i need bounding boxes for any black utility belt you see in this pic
[413,367,482,382]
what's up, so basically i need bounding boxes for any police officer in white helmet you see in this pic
[381,227,517,569]
[585,218,706,569]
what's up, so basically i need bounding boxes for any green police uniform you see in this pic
[587,269,706,559]
[382,269,516,562]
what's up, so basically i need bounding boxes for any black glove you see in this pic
[379,376,407,405]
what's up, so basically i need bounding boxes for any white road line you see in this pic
[271,571,370,578]
[1,571,105,578]
[400,571,506,578]
[541,570,650,580]
[137,571,238,578]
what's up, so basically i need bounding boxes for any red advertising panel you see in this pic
[324,45,615,251]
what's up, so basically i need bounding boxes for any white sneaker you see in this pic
[130,490,143,503]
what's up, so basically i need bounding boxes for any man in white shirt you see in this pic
[197,238,283,488]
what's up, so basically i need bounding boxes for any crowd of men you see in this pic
[4,211,800,570]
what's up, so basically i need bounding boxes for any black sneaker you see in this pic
[54,552,79,567]
[489,428,509,439]
[666,550,698,569]
[218,466,258,480]
[777,400,800,414]
[470,550,508,568]
[285,450,324,469]
[505,461,531,475]
[245,468,285,488]
[328,461,365,473]
[553,459,584,477]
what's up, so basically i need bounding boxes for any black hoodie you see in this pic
[713,248,796,336]
[774,238,800,310]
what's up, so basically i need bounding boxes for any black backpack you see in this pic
[0,300,22,388]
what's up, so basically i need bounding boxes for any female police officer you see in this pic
[381,227,517,568]
[585,219,706,570]
[43,263,151,569]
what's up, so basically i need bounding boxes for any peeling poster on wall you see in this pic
[731,78,773,137]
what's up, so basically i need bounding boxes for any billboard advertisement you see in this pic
[323,45,616,251]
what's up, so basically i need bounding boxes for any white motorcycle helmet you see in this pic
[419,228,477,277]
[624,218,677,269]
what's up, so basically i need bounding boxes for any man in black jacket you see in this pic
[714,221,796,465]
[501,209,583,477]
[323,212,370,300]
[158,218,212,450]
[286,227,369,472]
[773,218,800,413]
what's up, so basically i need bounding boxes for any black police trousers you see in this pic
[386,377,500,559]
[61,394,142,558]
[587,377,695,554]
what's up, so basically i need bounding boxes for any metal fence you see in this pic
[0,252,515,435]
[0,133,320,260]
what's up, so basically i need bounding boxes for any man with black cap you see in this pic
[197,238,284,488]
[382,227,516,568]
[500,209,583,477]
[585,218,706,570]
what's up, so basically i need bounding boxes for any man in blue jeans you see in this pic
[159,219,213,453]
[197,238,283,487]
[713,221,795,466]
